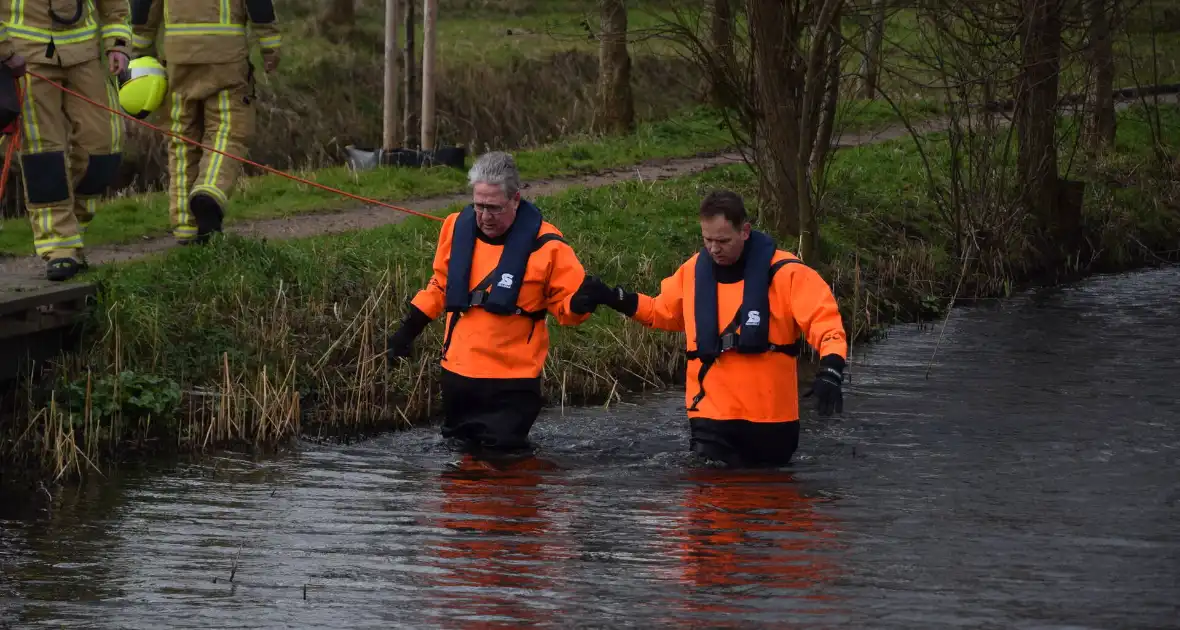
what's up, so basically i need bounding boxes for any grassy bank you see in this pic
[0,101,937,256]
[3,104,1176,482]
[114,0,707,192]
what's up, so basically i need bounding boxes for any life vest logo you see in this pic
[497,273,515,289]
[745,310,761,326]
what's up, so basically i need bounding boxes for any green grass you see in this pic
[0,108,732,255]
[8,103,1177,481]
[1,101,929,256]
[277,0,683,66]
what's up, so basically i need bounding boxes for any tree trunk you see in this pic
[383,0,402,151]
[859,0,886,100]
[810,21,843,195]
[1085,0,1116,151]
[708,0,734,108]
[420,0,438,150]
[1016,0,1067,264]
[403,0,417,147]
[596,0,635,134]
[797,0,842,261]
[748,0,803,240]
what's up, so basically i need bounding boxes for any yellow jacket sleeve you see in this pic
[130,0,163,57]
[97,0,133,58]
[244,0,281,58]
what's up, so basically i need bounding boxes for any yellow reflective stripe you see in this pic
[105,80,122,152]
[258,34,281,49]
[79,199,98,234]
[129,66,166,80]
[31,208,51,247]
[34,235,84,255]
[201,90,231,193]
[164,23,245,36]
[192,184,228,206]
[220,0,231,25]
[132,33,154,48]
[170,93,190,230]
[11,0,23,24]
[20,75,42,153]
[201,90,231,187]
[101,24,132,40]
[5,24,99,44]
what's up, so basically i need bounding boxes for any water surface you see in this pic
[2,266,1178,629]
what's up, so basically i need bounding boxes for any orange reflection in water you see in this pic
[674,468,845,624]
[426,454,565,629]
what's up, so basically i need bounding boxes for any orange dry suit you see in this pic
[630,231,847,465]
[406,200,591,449]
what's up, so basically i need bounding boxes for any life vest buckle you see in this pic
[469,290,487,306]
[719,332,737,352]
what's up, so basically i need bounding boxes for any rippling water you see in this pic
[3,266,1179,629]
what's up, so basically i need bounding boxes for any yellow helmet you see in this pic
[118,57,168,120]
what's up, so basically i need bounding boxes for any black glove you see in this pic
[571,275,637,316]
[806,354,845,416]
[386,305,432,360]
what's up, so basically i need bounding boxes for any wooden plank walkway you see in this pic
[0,277,97,382]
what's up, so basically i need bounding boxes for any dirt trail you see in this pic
[0,119,947,293]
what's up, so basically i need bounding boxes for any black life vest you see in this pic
[440,200,565,354]
[686,229,802,411]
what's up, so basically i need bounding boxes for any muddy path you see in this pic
[0,118,948,293]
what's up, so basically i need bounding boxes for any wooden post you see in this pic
[420,0,438,151]
[382,0,401,151]
[403,0,416,147]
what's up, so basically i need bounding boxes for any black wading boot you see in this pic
[190,192,224,242]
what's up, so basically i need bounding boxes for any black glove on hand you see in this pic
[809,354,845,416]
[605,284,639,317]
[386,305,432,360]
[571,275,640,317]
[571,275,638,316]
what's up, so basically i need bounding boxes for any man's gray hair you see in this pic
[468,151,521,199]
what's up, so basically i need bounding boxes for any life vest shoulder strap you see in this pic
[770,257,802,278]
[439,229,566,356]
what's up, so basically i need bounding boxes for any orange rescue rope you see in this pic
[13,69,445,223]
[0,81,20,197]
[0,126,17,196]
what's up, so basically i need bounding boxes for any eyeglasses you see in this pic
[474,202,511,215]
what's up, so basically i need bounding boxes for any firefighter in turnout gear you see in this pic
[130,0,280,244]
[1,0,131,281]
